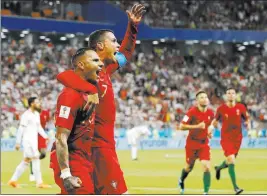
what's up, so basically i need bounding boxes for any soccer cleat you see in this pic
[36,183,52,188]
[203,192,208,195]
[215,166,221,180]
[132,158,138,161]
[178,179,184,194]
[8,180,20,188]
[29,174,35,182]
[235,188,244,195]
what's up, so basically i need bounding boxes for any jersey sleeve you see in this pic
[55,91,82,131]
[20,113,28,127]
[56,70,98,94]
[240,104,249,120]
[215,106,222,121]
[181,110,193,125]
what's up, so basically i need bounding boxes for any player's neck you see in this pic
[226,101,236,108]
[197,105,207,112]
[29,107,35,113]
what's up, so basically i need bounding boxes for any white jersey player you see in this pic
[8,97,51,188]
[126,124,151,160]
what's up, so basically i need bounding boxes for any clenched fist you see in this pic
[198,122,206,129]
[63,176,82,193]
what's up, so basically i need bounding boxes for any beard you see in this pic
[35,107,41,112]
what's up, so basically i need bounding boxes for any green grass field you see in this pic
[1,149,267,194]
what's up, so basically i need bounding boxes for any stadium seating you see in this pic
[1,36,266,139]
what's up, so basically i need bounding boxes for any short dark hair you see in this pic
[28,97,37,107]
[71,47,92,67]
[226,87,236,93]
[196,90,207,98]
[88,29,114,50]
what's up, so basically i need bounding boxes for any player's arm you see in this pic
[56,70,99,106]
[55,92,82,191]
[179,112,205,130]
[242,105,251,130]
[15,114,27,150]
[38,123,48,140]
[15,125,25,150]
[106,4,146,74]
[55,126,71,171]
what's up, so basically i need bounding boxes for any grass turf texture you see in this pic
[1,149,267,194]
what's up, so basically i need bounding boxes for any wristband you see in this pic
[115,52,127,68]
[60,168,72,179]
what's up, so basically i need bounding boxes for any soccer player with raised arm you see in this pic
[56,4,146,194]
[50,48,103,194]
[178,91,214,195]
[211,88,250,195]
[8,97,50,188]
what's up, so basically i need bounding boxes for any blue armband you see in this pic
[115,52,127,68]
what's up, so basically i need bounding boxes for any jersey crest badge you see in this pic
[236,109,240,115]
[59,106,70,119]
[111,180,117,189]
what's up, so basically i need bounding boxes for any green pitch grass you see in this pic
[1,149,267,194]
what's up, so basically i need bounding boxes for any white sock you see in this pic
[10,161,29,181]
[131,146,138,160]
[32,159,43,185]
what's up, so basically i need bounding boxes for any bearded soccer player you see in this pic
[178,91,214,195]
[50,48,103,194]
[211,88,250,195]
[56,4,145,194]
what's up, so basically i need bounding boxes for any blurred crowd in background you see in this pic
[1,35,267,139]
[2,0,267,30]
[1,0,267,139]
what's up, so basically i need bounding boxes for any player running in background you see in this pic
[211,88,250,195]
[30,109,50,182]
[50,48,103,194]
[8,97,50,188]
[56,4,145,194]
[178,91,214,195]
[126,123,151,160]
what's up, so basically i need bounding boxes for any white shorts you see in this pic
[23,142,40,158]
[127,132,139,145]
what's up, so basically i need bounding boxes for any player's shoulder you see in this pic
[58,87,83,100]
[207,108,215,114]
[187,106,197,113]
[21,109,30,118]
[57,87,84,107]
[217,104,226,111]
[236,102,247,110]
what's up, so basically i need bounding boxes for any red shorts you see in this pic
[221,140,242,157]
[38,134,47,150]
[50,151,94,194]
[185,145,210,165]
[92,148,127,194]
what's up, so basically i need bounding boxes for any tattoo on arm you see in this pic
[55,127,71,170]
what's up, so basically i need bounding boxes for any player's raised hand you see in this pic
[198,122,206,129]
[15,144,20,151]
[126,4,146,24]
[63,176,82,193]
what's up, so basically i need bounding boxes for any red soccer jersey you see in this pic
[54,87,95,167]
[56,21,138,149]
[215,103,248,141]
[182,106,214,148]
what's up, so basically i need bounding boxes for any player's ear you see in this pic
[96,42,104,51]
[77,61,85,70]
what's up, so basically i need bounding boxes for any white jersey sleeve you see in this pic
[16,113,28,144]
